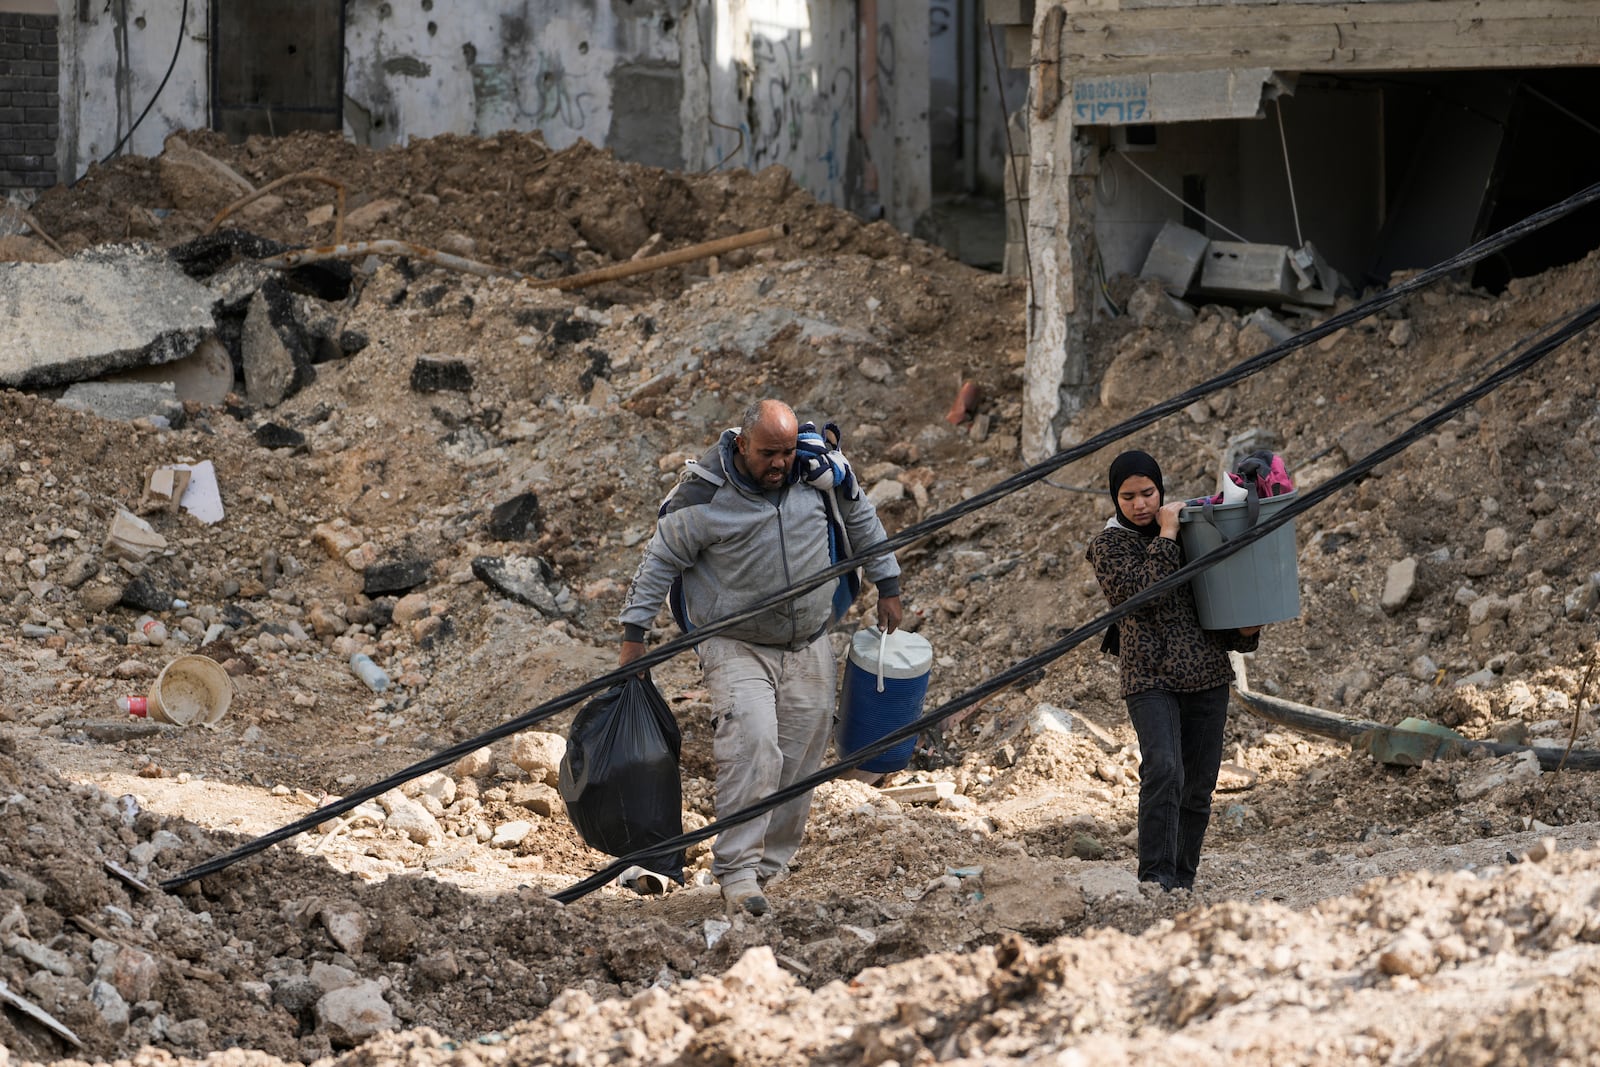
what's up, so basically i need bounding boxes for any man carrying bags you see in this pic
[619,399,904,917]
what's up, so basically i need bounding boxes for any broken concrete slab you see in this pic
[486,492,543,541]
[411,357,474,394]
[1242,307,1296,345]
[168,230,354,301]
[1197,241,1296,303]
[1140,220,1209,296]
[471,555,568,617]
[157,135,253,211]
[254,423,307,451]
[0,244,216,389]
[363,559,432,597]
[103,509,167,563]
[242,282,316,408]
[57,381,185,425]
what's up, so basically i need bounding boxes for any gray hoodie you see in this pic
[620,428,901,650]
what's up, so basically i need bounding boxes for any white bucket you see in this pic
[148,655,233,727]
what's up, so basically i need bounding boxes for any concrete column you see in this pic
[886,0,931,231]
[1022,76,1098,463]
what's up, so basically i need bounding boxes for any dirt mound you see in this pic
[2,128,1600,1065]
[31,130,940,291]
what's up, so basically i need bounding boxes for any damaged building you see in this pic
[2,0,1023,249]
[986,0,1600,459]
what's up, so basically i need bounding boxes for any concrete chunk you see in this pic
[57,381,184,424]
[241,283,313,408]
[0,245,215,388]
[1140,220,1209,296]
[1197,241,1296,302]
[879,781,956,804]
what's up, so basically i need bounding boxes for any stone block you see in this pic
[409,356,474,394]
[56,380,184,424]
[0,245,215,389]
[1197,241,1296,302]
[1140,219,1209,296]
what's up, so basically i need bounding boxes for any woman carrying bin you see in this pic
[1086,450,1263,892]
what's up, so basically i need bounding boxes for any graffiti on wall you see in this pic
[469,52,595,137]
[746,31,805,165]
[738,23,860,208]
[819,65,853,184]
[1073,77,1149,124]
[532,50,593,131]
[874,20,894,126]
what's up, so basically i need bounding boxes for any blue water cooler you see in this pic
[836,627,933,774]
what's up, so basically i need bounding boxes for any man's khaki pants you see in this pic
[699,634,836,889]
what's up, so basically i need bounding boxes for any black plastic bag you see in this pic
[558,674,687,883]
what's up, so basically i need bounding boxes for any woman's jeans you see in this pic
[1124,685,1230,890]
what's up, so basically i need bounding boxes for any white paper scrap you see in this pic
[174,461,224,524]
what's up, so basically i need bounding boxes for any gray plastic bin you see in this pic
[1178,491,1301,629]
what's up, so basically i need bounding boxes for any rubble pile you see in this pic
[0,129,1598,1064]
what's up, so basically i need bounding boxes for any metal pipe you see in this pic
[1230,653,1600,772]
[526,223,790,291]
[254,239,518,280]
[254,224,791,291]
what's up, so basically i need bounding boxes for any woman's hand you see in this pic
[1158,500,1185,539]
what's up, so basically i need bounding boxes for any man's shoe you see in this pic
[722,880,770,917]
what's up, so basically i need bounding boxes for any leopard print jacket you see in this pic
[1086,522,1260,698]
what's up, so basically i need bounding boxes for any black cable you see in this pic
[158,182,1600,890]
[88,0,188,173]
[547,297,1600,904]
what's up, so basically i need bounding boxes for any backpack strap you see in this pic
[656,465,720,633]
[815,481,862,624]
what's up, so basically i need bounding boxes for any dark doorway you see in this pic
[1472,69,1600,293]
[210,1,344,141]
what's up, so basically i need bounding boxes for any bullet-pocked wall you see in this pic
[56,0,208,184]
[690,0,930,228]
[0,0,59,192]
[48,0,932,233]
[341,0,682,161]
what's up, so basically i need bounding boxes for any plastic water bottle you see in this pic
[136,615,168,643]
[349,653,390,693]
[118,695,149,717]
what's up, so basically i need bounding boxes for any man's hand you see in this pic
[877,595,903,634]
[620,640,646,668]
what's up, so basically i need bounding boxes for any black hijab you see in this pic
[1100,450,1165,657]
[1108,450,1164,538]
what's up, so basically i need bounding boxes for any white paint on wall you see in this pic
[50,0,931,235]
[878,0,930,229]
[342,4,638,150]
[61,0,212,179]
[691,0,928,230]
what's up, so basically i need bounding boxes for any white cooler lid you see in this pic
[848,626,932,677]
